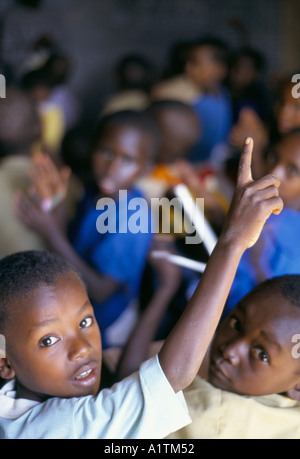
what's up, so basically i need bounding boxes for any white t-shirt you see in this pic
[0,356,191,439]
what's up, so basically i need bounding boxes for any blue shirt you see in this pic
[70,187,153,344]
[225,207,300,315]
[189,87,233,163]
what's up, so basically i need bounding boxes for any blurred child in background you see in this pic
[15,110,160,349]
[0,87,46,257]
[186,37,233,163]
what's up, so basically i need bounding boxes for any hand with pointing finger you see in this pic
[220,137,283,251]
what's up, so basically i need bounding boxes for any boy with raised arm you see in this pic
[0,139,283,438]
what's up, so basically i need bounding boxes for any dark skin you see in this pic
[92,124,153,198]
[120,138,284,392]
[277,84,300,135]
[6,138,283,398]
[185,46,227,93]
[265,133,300,210]
[208,289,300,399]
[0,272,102,402]
[15,124,153,304]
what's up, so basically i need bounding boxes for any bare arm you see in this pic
[117,238,182,380]
[158,138,283,393]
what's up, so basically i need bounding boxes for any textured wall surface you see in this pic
[0,0,283,116]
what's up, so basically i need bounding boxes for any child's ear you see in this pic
[0,358,15,380]
[286,384,300,401]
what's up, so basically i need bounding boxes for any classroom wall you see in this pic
[281,0,300,75]
[0,0,293,120]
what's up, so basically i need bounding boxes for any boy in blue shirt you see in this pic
[1,138,284,438]
[185,37,233,163]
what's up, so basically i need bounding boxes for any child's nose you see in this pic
[68,336,90,361]
[220,339,247,366]
[107,155,122,176]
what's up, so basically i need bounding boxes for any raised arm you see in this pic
[158,138,283,393]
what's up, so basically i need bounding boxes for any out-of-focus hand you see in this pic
[14,191,60,241]
[29,153,70,210]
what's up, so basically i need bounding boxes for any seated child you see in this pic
[101,54,154,115]
[167,274,300,439]
[15,110,160,349]
[22,67,66,155]
[185,37,233,163]
[141,99,228,228]
[151,39,201,105]
[226,129,300,314]
[139,99,200,199]
[0,87,46,257]
[0,138,283,438]
[228,46,273,125]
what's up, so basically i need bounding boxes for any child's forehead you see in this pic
[101,123,153,145]
[98,123,155,159]
[238,289,300,329]
[18,273,87,320]
[20,272,84,307]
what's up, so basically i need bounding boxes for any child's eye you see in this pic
[252,347,269,364]
[99,149,114,161]
[287,164,299,177]
[79,317,93,329]
[122,156,136,166]
[266,151,278,167]
[229,316,241,332]
[40,336,59,348]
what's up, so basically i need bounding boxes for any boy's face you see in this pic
[277,85,300,135]
[230,56,258,90]
[187,46,226,91]
[92,124,151,198]
[156,110,199,163]
[209,290,300,397]
[2,273,102,401]
[265,134,300,209]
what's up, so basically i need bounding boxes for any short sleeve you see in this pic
[73,355,191,439]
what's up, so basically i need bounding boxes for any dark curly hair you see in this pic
[249,275,300,309]
[0,250,83,334]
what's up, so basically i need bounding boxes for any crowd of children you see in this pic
[1,26,300,439]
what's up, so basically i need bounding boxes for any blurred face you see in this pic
[187,46,226,91]
[156,110,199,163]
[265,134,300,209]
[277,85,300,135]
[3,273,102,402]
[92,124,151,198]
[230,56,258,90]
[209,290,300,396]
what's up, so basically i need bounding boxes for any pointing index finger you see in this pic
[237,137,253,187]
